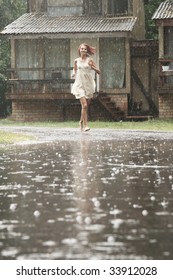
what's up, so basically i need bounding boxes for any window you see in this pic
[164,27,173,57]
[108,0,132,16]
[83,0,102,16]
[100,38,125,89]
[16,40,40,80]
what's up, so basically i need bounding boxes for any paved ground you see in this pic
[1,125,173,259]
[1,125,173,144]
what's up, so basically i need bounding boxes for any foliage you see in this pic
[0,0,27,116]
[0,73,7,116]
[0,0,26,29]
[144,0,163,39]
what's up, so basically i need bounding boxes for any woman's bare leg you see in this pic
[80,97,90,131]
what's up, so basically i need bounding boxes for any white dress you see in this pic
[71,57,95,99]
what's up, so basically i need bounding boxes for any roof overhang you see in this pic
[0,13,137,39]
[152,1,173,20]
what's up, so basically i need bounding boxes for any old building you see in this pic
[152,0,173,118]
[1,0,157,121]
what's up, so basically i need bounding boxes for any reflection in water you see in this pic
[0,136,173,260]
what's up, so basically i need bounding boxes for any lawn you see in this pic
[0,130,33,144]
[0,118,173,130]
[0,118,173,144]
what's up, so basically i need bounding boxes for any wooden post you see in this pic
[10,39,17,94]
[159,25,164,58]
[11,39,16,78]
[125,38,131,93]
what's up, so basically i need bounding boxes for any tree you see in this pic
[144,0,163,39]
[0,0,27,116]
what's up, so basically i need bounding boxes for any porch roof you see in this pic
[152,1,173,20]
[0,13,137,36]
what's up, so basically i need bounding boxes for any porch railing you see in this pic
[7,67,97,95]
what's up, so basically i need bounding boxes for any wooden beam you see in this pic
[11,39,16,78]
[159,26,164,58]
[5,93,76,100]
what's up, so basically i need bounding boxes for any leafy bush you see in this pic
[0,73,7,117]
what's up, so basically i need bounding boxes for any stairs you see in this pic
[96,93,125,121]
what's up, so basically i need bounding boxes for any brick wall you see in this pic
[10,94,128,122]
[109,94,128,116]
[159,93,173,118]
[12,100,65,122]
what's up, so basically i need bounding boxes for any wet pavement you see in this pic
[0,127,173,259]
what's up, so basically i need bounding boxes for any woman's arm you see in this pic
[88,59,100,75]
[71,59,77,78]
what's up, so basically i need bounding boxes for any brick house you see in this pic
[152,0,173,118]
[0,0,158,121]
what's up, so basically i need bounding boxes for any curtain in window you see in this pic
[44,39,70,79]
[16,39,40,79]
[100,38,125,89]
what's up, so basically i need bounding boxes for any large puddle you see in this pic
[0,132,173,259]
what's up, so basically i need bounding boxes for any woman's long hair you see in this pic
[78,43,96,56]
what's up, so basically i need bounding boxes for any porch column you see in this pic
[11,39,16,78]
[39,39,45,79]
[159,25,164,58]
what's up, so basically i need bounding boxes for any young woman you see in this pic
[71,43,100,132]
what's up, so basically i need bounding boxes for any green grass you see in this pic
[0,118,173,131]
[0,130,33,144]
[0,118,173,144]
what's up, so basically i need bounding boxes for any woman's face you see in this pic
[80,44,87,55]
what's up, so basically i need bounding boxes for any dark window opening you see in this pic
[108,0,132,16]
[164,27,173,57]
[83,0,102,16]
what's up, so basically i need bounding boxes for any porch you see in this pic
[6,67,127,122]
[7,67,75,99]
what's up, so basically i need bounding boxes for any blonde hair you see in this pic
[78,43,96,56]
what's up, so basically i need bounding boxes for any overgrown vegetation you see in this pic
[144,0,163,39]
[0,0,27,117]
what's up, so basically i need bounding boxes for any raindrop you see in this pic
[142,210,148,216]
[62,238,77,245]
[102,191,107,197]
[43,240,56,247]
[76,215,83,224]
[33,210,40,217]
[160,198,168,208]
[84,217,92,224]
[87,171,92,176]
[94,200,100,208]
[9,203,17,211]
[21,191,28,196]
[133,204,142,209]
[107,236,115,243]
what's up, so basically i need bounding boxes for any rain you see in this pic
[0,128,173,260]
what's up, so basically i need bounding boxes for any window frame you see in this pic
[83,0,103,16]
[107,0,133,17]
